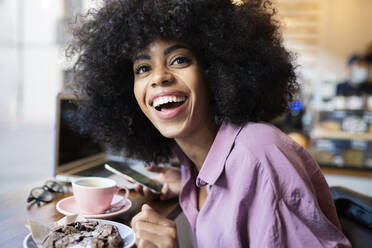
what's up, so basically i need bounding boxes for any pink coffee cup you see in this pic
[72,177,129,215]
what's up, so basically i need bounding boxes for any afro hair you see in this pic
[67,0,298,163]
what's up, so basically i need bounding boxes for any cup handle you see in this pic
[110,186,130,210]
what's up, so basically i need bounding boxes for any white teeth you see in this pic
[153,96,186,108]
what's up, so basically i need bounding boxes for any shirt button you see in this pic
[196,178,207,187]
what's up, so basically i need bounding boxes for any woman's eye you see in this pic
[135,65,151,75]
[171,56,191,65]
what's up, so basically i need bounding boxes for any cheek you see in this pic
[133,83,146,110]
[192,74,209,106]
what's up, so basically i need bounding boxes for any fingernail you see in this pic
[161,184,169,195]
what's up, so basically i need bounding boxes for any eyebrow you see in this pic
[164,45,188,56]
[134,54,151,61]
[133,45,189,62]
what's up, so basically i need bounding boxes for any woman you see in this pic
[68,0,350,247]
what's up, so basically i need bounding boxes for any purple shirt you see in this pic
[174,122,351,248]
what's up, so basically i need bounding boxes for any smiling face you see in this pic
[133,39,212,139]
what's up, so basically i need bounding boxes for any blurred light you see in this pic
[41,0,52,9]
[232,0,244,6]
[290,100,303,111]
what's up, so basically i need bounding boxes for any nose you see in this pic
[151,65,175,87]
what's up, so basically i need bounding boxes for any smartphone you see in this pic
[104,162,163,194]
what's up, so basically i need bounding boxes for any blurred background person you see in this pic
[336,54,372,96]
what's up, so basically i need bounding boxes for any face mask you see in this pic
[351,67,368,84]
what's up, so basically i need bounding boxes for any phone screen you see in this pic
[106,162,163,193]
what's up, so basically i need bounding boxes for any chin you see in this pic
[157,126,183,139]
[154,122,188,139]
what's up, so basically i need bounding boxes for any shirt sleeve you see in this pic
[268,195,352,248]
[246,144,351,248]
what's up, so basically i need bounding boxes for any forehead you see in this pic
[138,39,191,54]
[147,40,171,52]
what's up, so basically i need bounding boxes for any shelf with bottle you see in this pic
[309,107,372,176]
[310,109,372,141]
[333,95,372,111]
[319,166,372,178]
[311,128,372,141]
[310,138,372,174]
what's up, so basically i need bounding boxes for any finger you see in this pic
[136,184,144,194]
[131,204,174,227]
[160,184,170,201]
[137,239,157,248]
[136,229,176,248]
[143,186,157,199]
[142,203,151,210]
[135,221,177,239]
[137,186,157,201]
[146,166,166,173]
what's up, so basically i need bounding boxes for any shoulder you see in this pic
[231,122,321,198]
[235,122,296,152]
[336,81,349,88]
[336,81,357,95]
[336,81,352,90]
[235,122,314,173]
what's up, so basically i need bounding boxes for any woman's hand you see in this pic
[131,204,178,248]
[136,166,181,201]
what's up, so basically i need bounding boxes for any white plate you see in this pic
[23,219,135,248]
[56,195,132,219]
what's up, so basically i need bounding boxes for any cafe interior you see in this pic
[0,0,371,247]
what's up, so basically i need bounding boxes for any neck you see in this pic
[175,120,218,171]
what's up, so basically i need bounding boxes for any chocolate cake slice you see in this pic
[42,221,123,248]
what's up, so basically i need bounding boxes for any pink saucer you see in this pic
[56,194,132,219]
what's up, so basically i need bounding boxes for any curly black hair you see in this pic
[67,0,298,163]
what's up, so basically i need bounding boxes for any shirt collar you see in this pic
[173,121,243,186]
[172,145,191,167]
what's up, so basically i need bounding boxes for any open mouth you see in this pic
[152,96,187,112]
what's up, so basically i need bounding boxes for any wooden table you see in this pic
[0,182,180,248]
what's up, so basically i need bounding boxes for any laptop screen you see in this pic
[57,96,105,167]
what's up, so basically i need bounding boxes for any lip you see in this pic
[152,98,188,120]
[148,91,188,107]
